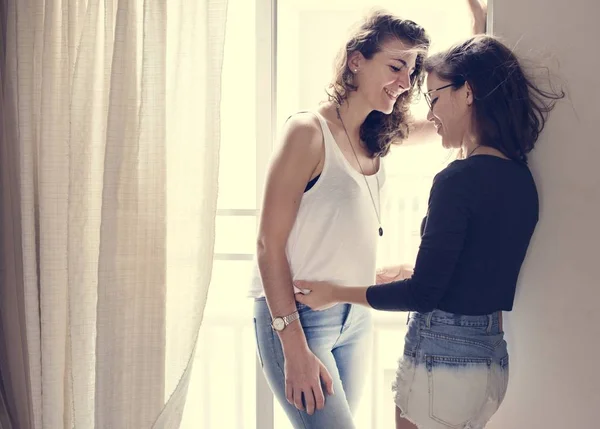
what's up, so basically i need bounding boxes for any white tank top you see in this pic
[248,111,386,298]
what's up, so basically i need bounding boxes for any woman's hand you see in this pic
[467,0,488,35]
[294,281,340,311]
[283,346,334,415]
[376,264,414,284]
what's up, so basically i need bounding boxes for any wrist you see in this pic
[339,285,370,307]
[277,321,308,352]
[282,340,310,357]
[331,284,343,303]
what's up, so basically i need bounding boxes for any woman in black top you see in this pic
[295,35,564,429]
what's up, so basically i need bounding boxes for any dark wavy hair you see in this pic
[424,35,565,164]
[327,11,430,158]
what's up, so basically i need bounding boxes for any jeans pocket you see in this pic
[426,355,491,428]
[253,318,264,368]
[295,301,312,313]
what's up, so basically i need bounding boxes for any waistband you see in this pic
[408,309,503,332]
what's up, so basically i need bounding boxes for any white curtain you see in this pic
[0,0,227,427]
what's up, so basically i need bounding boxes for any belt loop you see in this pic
[486,314,493,333]
[426,312,433,329]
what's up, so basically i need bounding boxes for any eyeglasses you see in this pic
[423,83,458,111]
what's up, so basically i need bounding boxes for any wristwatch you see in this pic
[271,311,300,332]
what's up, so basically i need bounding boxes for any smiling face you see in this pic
[425,72,473,149]
[349,37,418,115]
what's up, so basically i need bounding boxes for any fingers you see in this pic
[291,388,318,415]
[285,356,335,415]
[320,363,335,396]
[293,281,311,295]
[293,388,305,412]
[304,389,316,415]
[294,293,305,304]
[285,380,293,405]
[313,383,325,411]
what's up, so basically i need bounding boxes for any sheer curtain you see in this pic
[0,0,227,427]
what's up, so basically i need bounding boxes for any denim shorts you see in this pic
[394,310,509,429]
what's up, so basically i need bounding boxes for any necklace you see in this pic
[467,145,482,157]
[336,106,383,237]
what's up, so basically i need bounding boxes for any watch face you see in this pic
[272,317,285,331]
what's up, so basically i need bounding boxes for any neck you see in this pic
[462,133,480,157]
[335,93,372,141]
[463,137,509,159]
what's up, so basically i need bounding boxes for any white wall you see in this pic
[490,1,600,428]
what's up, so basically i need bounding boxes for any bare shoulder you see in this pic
[279,112,324,157]
[269,112,325,178]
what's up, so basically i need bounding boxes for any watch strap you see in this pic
[282,311,300,326]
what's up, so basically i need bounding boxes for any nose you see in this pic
[427,107,435,122]
[396,69,411,91]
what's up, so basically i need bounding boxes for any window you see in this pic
[184,1,474,428]
[180,0,259,427]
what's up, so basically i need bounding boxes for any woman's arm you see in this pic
[296,169,470,313]
[257,114,322,340]
[376,264,414,283]
[257,113,333,414]
[467,0,488,35]
[401,2,487,148]
[295,239,413,311]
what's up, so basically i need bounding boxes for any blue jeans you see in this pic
[253,297,372,429]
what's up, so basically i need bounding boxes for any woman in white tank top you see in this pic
[251,11,430,429]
